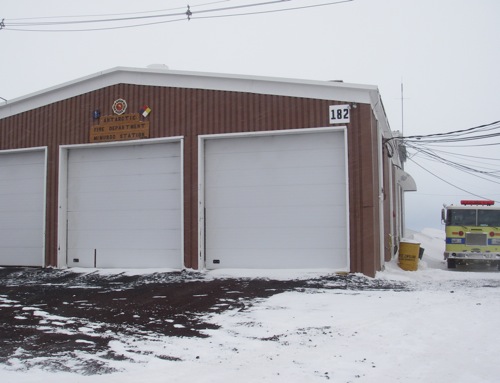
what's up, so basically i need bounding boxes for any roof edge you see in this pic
[0,66,381,119]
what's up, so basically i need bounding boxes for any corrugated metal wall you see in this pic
[345,104,381,275]
[383,143,393,262]
[0,84,382,276]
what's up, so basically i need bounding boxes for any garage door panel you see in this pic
[98,249,182,268]
[208,132,343,153]
[206,148,344,172]
[69,249,182,269]
[0,150,45,267]
[208,248,346,269]
[68,173,180,194]
[206,132,344,165]
[0,211,43,230]
[67,249,96,267]
[207,184,345,208]
[68,189,181,211]
[206,205,346,228]
[0,248,43,267]
[207,227,341,249]
[0,193,44,212]
[69,156,181,178]
[68,226,181,248]
[1,229,44,248]
[0,153,39,165]
[0,175,45,191]
[69,143,180,170]
[67,142,182,268]
[0,158,44,174]
[1,165,43,178]
[70,142,179,160]
[68,228,181,250]
[206,165,344,189]
[205,131,347,269]
[68,148,181,163]
[68,210,181,231]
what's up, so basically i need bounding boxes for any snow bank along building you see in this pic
[0,67,416,277]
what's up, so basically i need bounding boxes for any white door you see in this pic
[204,130,348,269]
[67,142,182,268]
[0,150,45,266]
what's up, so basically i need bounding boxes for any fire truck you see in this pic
[441,200,500,269]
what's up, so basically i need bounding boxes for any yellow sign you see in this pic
[90,113,149,143]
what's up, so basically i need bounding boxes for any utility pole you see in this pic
[401,82,404,137]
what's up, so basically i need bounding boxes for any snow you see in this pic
[1,228,500,382]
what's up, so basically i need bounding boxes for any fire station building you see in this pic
[0,67,416,277]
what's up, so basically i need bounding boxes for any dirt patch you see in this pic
[0,267,409,374]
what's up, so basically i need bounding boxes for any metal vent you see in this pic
[465,232,487,246]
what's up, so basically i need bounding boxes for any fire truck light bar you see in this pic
[460,200,495,206]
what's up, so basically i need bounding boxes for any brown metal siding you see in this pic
[0,83,382,275]
[391,165,401,247]
[383,143,392,262]
[346,104,381,277]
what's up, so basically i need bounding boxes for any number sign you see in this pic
[329,104,350,124]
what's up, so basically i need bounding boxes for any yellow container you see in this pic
[398,241,420,271]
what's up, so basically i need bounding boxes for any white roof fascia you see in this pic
[0,67,381,119]
[368,88,392,138]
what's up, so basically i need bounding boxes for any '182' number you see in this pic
[329,105,350,124]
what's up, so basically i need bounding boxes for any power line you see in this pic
[400,118,500,201]
[407,157,499,203]
[407,140,500,178]
[192,0,353,20]
[1,0,352,32]
[419,147,500,162]
[402,120,500,142]
[2,1,288,31]
[408,148,500,183]
[6,1,230,21]
[6,17,188,32]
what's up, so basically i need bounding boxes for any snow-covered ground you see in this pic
[1,228,500,382]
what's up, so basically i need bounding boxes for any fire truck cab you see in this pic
[442,200,500,269]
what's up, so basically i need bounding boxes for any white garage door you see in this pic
[67,142,182,268]
[0,150,45,266]
[204,130,348,269]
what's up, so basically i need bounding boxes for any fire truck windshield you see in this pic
[478,210,500,227]
[447,209,500,227]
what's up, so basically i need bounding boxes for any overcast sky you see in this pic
[1,0,499,231]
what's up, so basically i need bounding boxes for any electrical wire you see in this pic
[5,17,188,32]
[398,118,500,201]
[192,0,353,20]
[7,1,290,26]
[402,120,500,143]
[417,147,500,162]
[0,0,351,32]
[407,143,500,178]
[407,156,500,203]
[2,1,287,31]
[6,1,230,21]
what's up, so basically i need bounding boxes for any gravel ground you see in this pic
[0,267,410,374]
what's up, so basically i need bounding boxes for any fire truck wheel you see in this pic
[447,259,457,269]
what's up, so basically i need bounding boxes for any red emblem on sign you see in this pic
[112,99,127,115]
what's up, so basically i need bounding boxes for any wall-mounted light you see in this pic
[92,109,101,120]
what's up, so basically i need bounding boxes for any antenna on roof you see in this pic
[401,81,404,136]
[399,80,411,136]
